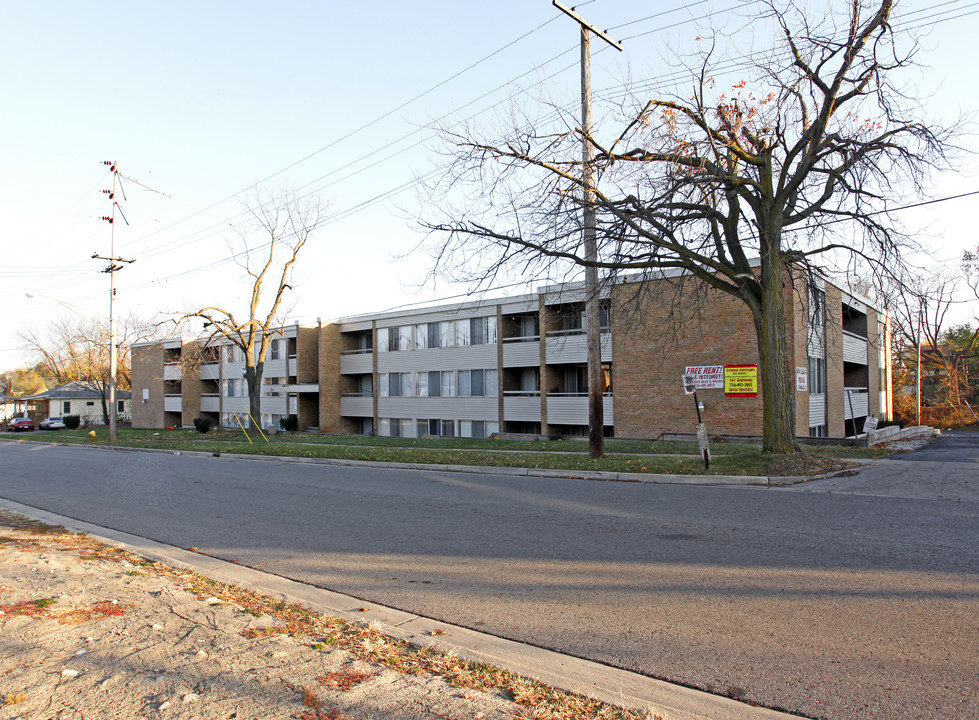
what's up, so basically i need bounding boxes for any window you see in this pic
[428,371,441,396]
[270,338,281,360]
[358,332,373,351]
[416,372,429,397]
[485,369,498,397]
[227,379,236,397]
[808,357,826,394]
[86,401,94,406]
[810,287,826,329]
[439,321,454,348]
[440,370,456,397]
[63,401,70,414]
[414,324,429,350]
[456,319,471,346]
[117,400,125,412]
[428,323,440,349]
[458,370,471,397]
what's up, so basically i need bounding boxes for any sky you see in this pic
[2,0,977,372]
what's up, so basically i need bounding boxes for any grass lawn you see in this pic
[5,427,896,477]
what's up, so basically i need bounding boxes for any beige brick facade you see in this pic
[131,344,165,429]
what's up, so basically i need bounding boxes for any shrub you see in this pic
[64,415,81,430]
[193,416,213,434]
[279,416,299,432]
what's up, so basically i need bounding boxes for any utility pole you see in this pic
[553,1,622,459]
[94,161,134,442]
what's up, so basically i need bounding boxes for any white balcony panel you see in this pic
[544,333,612,364]
[264,359,287,377]
[377,397,498,420]
[287,358,298,377]
[842,332,868,364]
[200,395,220,412]
[546,396,614,426]
[199,363,221,380]
[284,383,319,394]
[163,396,182,413]
[341,396,374,417]
[843,390,869,420]
[503,340,540,368]
[340,352,374,375]
[503,395,541,422]
[163,364,182,381]
[288,396,298,415]
[377,344,498,373]
[808,393,826,427]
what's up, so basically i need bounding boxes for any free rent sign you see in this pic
[724,364,758,396]
[684,365,724,389]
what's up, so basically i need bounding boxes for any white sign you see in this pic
[684,365,724,389]
[863,416,879,433]
[682,374,696,395]
[796,367,808,392]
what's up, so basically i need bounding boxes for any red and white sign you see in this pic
[796,367,808,392]
[684,365,724,389]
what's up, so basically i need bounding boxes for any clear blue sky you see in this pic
[2,0,976,372]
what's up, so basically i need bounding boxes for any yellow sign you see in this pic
[724,364,758,396]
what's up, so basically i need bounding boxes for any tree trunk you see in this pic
[755,252,796,454]
[244,363,264,430]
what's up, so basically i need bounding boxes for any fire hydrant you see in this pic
[88,430,96,439]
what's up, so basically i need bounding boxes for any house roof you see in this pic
[22,381,132,401]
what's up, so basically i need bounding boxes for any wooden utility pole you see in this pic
[553,1,622,458]
[94,161,134,442]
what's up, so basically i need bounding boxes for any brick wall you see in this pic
[611,277,768,439]
[131,344,165,428]
[823,285,846,438]
[318,323,341,432]
[180,340,203,427]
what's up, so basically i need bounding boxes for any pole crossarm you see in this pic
[552,1,624,51]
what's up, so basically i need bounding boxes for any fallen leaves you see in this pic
[317,666,377,692]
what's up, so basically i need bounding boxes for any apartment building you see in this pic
[131,272,891,440]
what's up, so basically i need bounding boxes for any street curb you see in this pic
[0,437,823,487]
[0,497,802,720]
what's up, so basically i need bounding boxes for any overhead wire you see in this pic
[12,0,977,307]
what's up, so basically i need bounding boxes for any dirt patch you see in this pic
[0,510,661,720]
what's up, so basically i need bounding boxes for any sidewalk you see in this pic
[0,502,799,720]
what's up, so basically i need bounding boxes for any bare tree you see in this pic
[424,0,953,453]
[19,312,158,423]
[176,188,325,428]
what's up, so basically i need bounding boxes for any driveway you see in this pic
[788,429,979,502]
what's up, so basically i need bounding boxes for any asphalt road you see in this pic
[0,438,976,720]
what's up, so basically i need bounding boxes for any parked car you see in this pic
[39,417,67,430]
[6,417,35,432]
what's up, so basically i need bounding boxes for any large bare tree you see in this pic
[424,0,953,453]
[19,312,157,423]
[177,188,325,428]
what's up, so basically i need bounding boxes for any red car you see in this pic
[5,417,35,432]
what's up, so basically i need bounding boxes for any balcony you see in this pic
[843,388,869,420]
[502,337,540,368]
[503,391,541,422]
[200,394,220,412]
[842,331,868,365]
[340,349,374,375]
[199,362,221,380]
[288,356,298,377]
[546,393,614,426]
[341,394,373,417]
[163,394,182,413]
[163,363,182,381]
[544,329,612,364]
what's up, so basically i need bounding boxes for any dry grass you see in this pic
[0,510,662,720]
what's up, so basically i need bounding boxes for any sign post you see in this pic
[682,374,711,469]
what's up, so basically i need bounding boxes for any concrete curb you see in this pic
[0,438,815,487]
[0,497,802,720]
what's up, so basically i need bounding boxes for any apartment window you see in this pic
[456,319,471,346]
[810,287,826,329]
[808,357,826,394]
[379,418,391,436]
[439,321,454,348]
[427,371,441,396]
[416,372,429,397]
[270,339,281,360]
[227,379,235,397]
[440,370,456,397]
[439,419,455,437]
[63,401,70,414]
[485,369,498,396]
[458,370,471,397]
[427,323,439,349]
[414,324,429,350]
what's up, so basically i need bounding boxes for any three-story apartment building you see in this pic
[132,271,891,440]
